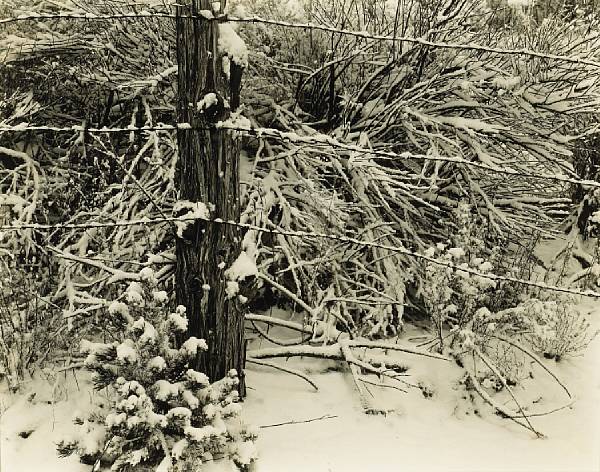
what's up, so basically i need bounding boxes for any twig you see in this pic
[508,400,575,419]
[249,320,309,346]
[55,362,85,373]
[474,347,541,437]
[358,376,408,393]
[47,246,140,282]
[246,358,318,391]
[246,313,312,334]
[466,367,544,438]
[91,435,113,472]
[260,414,337,429]
[490,334,571,399]
[256,272,319,319]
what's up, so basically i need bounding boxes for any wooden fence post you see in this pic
[175,0,245,395]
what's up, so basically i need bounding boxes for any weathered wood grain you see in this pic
[175,0,245,395]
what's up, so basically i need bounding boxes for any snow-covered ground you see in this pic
[1,299,598,472]
[244,299,600,472]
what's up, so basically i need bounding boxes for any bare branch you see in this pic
[246,358,318,391]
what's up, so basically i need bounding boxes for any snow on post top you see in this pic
[218,23,248,68]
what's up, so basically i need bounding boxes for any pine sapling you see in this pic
[57,268,257,471]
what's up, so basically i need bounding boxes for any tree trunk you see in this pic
[175,0,245,395]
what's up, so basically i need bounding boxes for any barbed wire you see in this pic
[229,16,600,68]
[2,121,597,190]
[2,215,599,299]
[217,123,600,190]
[0,123,183,133]
[0,11,178,23]
[1,11,600,68]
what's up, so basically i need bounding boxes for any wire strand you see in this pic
[1,122,598,189]
[1,12,599,68]
[2,215,600,299]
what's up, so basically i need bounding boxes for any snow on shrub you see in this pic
[516,297,599,361]
[57,268,256,471]
[421,203,498,352]
[422,203,597,390]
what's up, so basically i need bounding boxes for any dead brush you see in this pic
[0,258,60,391]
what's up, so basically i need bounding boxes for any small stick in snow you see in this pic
[260,414,338,429]
[507,400,575,419]
[358,376,408,393]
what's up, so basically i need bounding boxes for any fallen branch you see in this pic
[246,338,430,412]
[490,334,571,399]
[246,358,318,391]
[474,347,541,437]
[247,339,447,363]
[247,344,342,361]
[365,354,411,374]
[340,339,382,414]
[460,354,545,438]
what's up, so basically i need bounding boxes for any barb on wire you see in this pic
[1,122,599,189]
[1,12,599,68]
[2,215,600,299]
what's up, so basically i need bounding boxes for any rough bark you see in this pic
[175,0,245,395]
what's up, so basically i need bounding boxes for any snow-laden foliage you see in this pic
[421,203,499,351]
[233,1,600,338]
[518,297,599,360]
[421,203,597,390]
[57,271,257,471]
[2,0,598,335]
